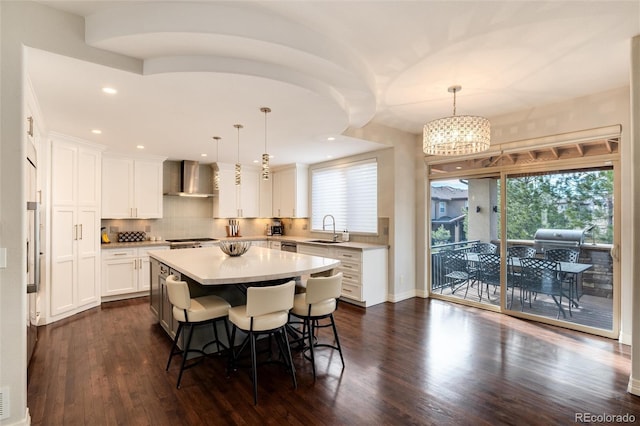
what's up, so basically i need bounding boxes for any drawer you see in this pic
[334,248,361,262]
[337,260,361,274]
[102,248,136,259]
[341,282,362,301]
[339,270,361,286]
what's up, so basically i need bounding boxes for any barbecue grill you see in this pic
[533,227,589,254]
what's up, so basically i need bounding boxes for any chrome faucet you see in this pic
[322,214,338,241]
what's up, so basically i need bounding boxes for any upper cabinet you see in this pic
[272,164,308,218]
[213,163,260,218]
[102,154,165,219]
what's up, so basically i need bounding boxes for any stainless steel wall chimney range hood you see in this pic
[164,160,215,197]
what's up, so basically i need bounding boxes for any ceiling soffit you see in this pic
[83,2,376,128]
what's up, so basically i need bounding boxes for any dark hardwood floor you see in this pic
[27,296,640,425]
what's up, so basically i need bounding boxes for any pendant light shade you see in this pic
[260,107,271,180]
[234,124,243,185]
[423,86,490,156]
[212,136,221,191]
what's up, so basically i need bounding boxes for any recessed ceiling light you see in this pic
[136,145,144,150]
[327,137,336,141]
[327,155,333,159]
[91,129,102,134]
[253,159,259,164]
[102,87,117,95]
[201,153,207,157]
[455,166,462,170]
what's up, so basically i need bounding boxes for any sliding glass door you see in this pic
[429,174,501,309]
[426,134,620,337]
[503,167,615,332]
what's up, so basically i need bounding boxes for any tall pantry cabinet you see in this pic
[49,133,104,321]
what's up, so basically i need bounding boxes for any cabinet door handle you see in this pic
[133,259,137,269]
[73,224,78,240]
[27,116,34,137]
[79,224,83,240]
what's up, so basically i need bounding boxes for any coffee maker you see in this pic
[270,219,283,236]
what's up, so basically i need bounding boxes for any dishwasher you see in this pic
[281,241,297,252]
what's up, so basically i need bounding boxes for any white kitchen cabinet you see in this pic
[269,240,282,250]
[101,245,169,299]
[297,243,387,307]
[102,154,164,219]
[50,135,103,320]
[213,163,260,218]
[272,164,308,218]
[250,240,269,248]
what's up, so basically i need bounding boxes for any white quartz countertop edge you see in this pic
[147,246,341,285]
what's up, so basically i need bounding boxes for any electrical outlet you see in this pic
[302,224,308,230]
[145,225,151,232]
[110,226,119,233]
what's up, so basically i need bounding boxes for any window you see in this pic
[439,201,446,214]
[311,159,377,233]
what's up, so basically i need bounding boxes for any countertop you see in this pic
[102,235,387,250]
[148,246,341,285]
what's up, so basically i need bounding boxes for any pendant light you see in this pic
[234,124,243,185]
[423,85,491,156]
[211,136,221,190]
[260,107,271,180]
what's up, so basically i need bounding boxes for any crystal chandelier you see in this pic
[212,136,221,190]
[423,85,490,156]
[233,124,243,185]
[260,107,271,180]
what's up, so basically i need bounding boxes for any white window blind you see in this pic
[311,159,378,233]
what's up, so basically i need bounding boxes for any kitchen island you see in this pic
[148,245,341,341]
[148,245,341,285]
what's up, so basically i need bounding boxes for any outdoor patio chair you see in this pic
[477,253,500,302]
[507,245,537,258]
[519,258,570,319]
[544,248,582,305]
[442,250,474,298]
[472,242,498,254]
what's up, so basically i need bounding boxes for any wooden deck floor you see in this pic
[27,296,637,425]
[435,281,613,330]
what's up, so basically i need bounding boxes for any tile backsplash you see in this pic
[101,195,389,246]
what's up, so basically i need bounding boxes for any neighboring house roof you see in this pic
[431,186,468,201]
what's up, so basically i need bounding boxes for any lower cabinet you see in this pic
[297,244,387,307]
[102,245,169,300]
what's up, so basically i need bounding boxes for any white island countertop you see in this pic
[148,246,341,285]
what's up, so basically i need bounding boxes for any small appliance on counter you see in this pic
[271,219,283,236]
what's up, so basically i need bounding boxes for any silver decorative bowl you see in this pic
[219,240,251,257]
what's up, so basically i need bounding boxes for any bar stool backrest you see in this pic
[246,280,295,318]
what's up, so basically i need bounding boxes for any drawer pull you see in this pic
[343,288,353,293]
[342,254,353,258]
[113,252,129,256]
[344,275,353,280]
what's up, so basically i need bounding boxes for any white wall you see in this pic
[344,121,418,301]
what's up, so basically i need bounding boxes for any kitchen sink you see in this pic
[307,239,342,244]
